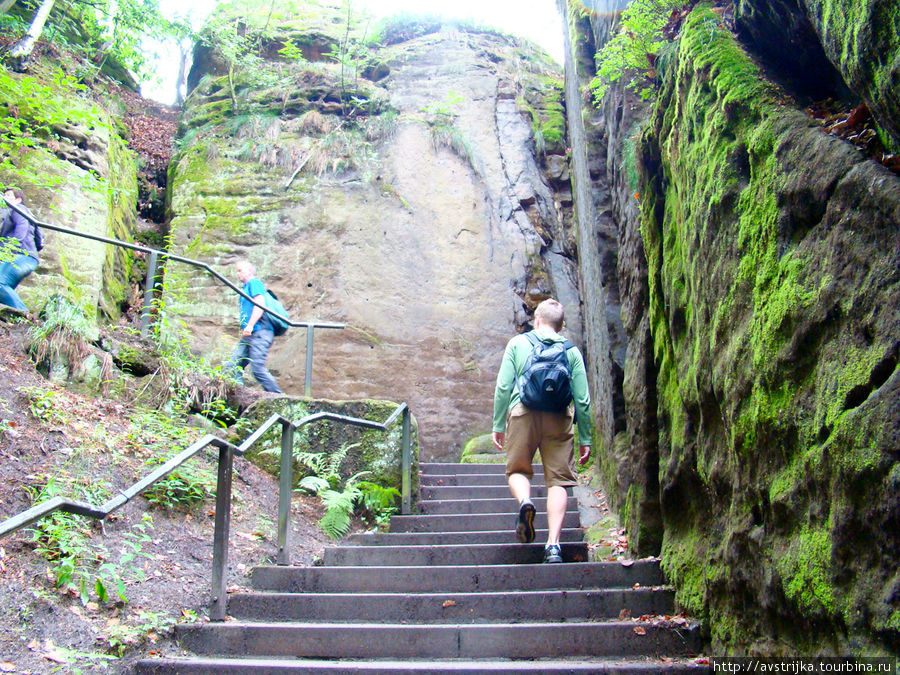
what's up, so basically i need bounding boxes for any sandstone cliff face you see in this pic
[563,0,899,656]
[167,0,574,459]
[0,70,138,322]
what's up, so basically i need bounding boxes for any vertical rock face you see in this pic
[564,0,899,657]
[558,0,656,548]
[168,1,574,459]
[0,71,138,322]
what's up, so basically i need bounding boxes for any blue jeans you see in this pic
[228,328,282,393]
[0,254,38,311]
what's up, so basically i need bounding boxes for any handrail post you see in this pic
[305,326,314,397]
[210,443,234,621]
[276,420,294,565]
[140,250,159,339]
[401,407,411,515]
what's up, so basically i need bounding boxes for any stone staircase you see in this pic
[135,463,704,673]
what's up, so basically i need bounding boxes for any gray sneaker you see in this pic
[543,544,563,563]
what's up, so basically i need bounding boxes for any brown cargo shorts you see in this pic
[504,402,577,488]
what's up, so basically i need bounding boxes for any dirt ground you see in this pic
[0,316,341,674]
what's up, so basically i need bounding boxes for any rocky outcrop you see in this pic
[563,0,899,656]
[168,0,574,459]
[640,7,899,654]
[0,69,139,321]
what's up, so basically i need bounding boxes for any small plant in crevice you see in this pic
[295,443,400,539]
[590,0,685,104]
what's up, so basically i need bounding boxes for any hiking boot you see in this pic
[515,500,536,543]
[543,544,563,563]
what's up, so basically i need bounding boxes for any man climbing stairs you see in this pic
[136,462,704,673]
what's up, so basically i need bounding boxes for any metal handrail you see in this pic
[2,200,343,395]
[0,402,414,622]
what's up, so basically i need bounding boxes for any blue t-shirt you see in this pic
[240,278,268,332]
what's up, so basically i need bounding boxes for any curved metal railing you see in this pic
[2,199,343,395]
[0,402,413,621]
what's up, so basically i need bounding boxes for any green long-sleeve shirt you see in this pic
[492,327,593,447]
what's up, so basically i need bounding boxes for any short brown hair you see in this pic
[534,299,564,331]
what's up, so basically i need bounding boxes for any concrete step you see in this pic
[135,656,709,673]
[416,497,578,515]
[174,620,703,659]
[227,587,676,623]
[346,528,584,546]
[389,511,581,533]
[250,560,667,593]
[323,541,589,566]
[420,484,548,499]
[421,462,527,474]
[420,474,535,487]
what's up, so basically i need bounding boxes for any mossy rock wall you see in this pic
[0,65,139,321]
[801,0,900,152]
[237,397,419,499]
[639,5,899,655]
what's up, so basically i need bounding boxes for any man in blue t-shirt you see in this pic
[227,260,282,393]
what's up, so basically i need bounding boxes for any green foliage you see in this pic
[0,64,104,189]
[296,442,399,539]
[27,294,97,372]
[277,37,307,61]
[370,12,442,46]
[27,478,154,606]
[0,0,176,81]
[19,385,71,425]
[102,610,176,657]
[142,460,215,511]
[127,408,214,510]
[0,235,21,264]
[147,254,232,413]
[590,0,683,103]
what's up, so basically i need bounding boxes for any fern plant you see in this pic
[296,443,400,539]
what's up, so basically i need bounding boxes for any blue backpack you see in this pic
[264,290,289,336]
[517,332,575,412]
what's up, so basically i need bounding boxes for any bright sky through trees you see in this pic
[142,0,563,103]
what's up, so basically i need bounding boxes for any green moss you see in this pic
[775,525,836,616]
[460,434,503,464]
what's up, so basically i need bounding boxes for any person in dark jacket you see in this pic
[0,188,39,312]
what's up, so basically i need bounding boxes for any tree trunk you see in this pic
[8,0,56,71]
[0,0,18,15]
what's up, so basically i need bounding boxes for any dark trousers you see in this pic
[228,328,282,393]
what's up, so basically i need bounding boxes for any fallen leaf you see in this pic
[41,640,67,664]
[442,600,457,608]
[26,639,39,651]
[0,662,17,673]
[618,558,634,567]
[633,626,647,636]
[618,608,631,620]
